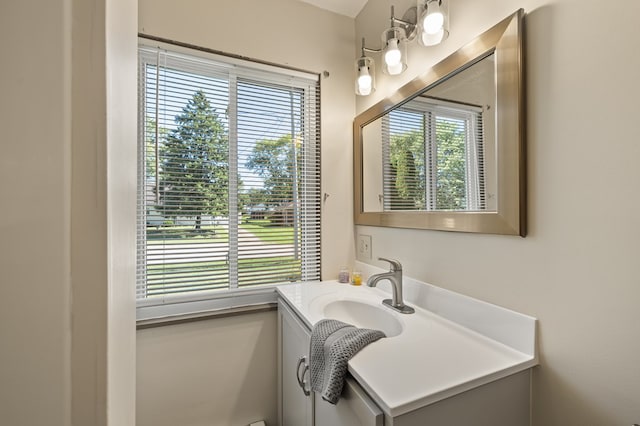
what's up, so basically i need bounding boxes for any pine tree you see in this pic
[157,90,228,230]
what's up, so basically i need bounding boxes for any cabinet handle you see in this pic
[300,364,310,396]
[295,356,311,396]
[295,356,306,388]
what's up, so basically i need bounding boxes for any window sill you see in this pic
[136,302,277,329]
[136,283,297,328]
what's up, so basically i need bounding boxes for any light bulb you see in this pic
[357,67,372,95]
[423,10,444,34]
[387,62,403,76]
[384,38,402,67]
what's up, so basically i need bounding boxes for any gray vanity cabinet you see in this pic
[382,370,531,426]
[278,299,383,426]
[314,378,383,426]
[278,300,313,426]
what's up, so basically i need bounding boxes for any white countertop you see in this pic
[277,274,537,417]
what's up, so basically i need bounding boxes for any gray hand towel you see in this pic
[309,319,385,404]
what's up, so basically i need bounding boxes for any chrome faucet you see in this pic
[366,257,414,314]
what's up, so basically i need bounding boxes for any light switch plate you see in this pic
[357,234,372,260]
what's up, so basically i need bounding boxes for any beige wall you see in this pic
[356,0,640,424]
[362,119,383,211]
[0,0,137,425]
[137,312,278,426]
[136,1,355,424]
[0,1,72,424]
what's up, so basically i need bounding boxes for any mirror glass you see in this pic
[362,53,497,213]
[354,10,525,235]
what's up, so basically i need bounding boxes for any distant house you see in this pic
[269,202,295,226]
[248,203,268,220]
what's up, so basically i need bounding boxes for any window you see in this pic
[382,98,485,211]
[137,41,320,310]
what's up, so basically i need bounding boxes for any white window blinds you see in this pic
[382,99,485,211]
[137,43,321,306]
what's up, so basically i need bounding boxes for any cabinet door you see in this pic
[315,377,383,426]
[278,301,313,426]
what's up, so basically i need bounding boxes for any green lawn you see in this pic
[146,225,229,244]
[145,256,301,295]
[146,220,294,245]
[240,219,294,245]
[143,219,299,296]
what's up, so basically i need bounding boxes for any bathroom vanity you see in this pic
[276,267,537,426]
[278,300,384,426]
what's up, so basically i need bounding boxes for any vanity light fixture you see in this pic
[355,38,376,96]
[418,0,450,46]
[355,1,450,96]
[381,26,407,75]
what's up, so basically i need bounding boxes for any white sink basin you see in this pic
[323,299,403,337]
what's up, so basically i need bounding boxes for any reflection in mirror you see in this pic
[363,53,497,213]
[354,9,525,235]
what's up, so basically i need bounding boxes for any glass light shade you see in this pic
[381,27,407,75]
[355,56,375,96]
[418,0,449,46]
[386,61,404,76]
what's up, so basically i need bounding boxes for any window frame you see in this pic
[136,38,321,320]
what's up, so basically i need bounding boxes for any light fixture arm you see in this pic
[361,37,383,55]
[390,5,418,41]
[361,5,420,53]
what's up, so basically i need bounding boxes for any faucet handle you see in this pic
[378,257,402,272]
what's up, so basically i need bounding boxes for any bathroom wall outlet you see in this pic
[357,234,372,260]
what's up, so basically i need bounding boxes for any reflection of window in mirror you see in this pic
[380,98,487,212]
